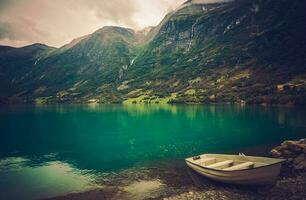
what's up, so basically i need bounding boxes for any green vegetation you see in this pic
[35,97,52,105]
[1,0,306,105]
[123,92,177,105]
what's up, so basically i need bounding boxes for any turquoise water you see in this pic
[0,104,306,199]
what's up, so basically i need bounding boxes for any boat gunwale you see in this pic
[185,155,286,173]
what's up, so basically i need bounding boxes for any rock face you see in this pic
[271,139,306,170]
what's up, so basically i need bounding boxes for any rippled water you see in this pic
[0,104,306,199]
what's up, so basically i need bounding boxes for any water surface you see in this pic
[0,104,306,199]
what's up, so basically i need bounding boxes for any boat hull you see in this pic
[186,158,283,185]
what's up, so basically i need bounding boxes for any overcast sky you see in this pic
[0,0,232,48]
[0,0,189,47]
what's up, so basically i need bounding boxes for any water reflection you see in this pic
[0,105,306,172]
[0,156,99,200]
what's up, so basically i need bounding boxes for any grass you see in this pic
[185,89,196,95]
[35,97,52,105]
[123,93,177,104]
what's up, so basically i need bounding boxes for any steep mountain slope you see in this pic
[0,44,54,103]
[36,26,137,97]
[122,0,306,104]
[0,26,141,103]
[0,0,306,105]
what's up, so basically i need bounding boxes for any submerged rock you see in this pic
[271,138,306,170]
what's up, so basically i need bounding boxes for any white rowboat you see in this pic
[185,154,285,185]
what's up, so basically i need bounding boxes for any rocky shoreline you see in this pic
[48,139,306,200]
[271,139,306,170]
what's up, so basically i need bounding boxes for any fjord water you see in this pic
[1,104,306,199]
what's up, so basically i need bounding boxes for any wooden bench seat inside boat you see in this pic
[206,160,234,169]
[199,157,216,166]
[224,162,254,171]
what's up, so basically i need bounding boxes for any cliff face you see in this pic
[0,0,306,104]
[122,0,306,104]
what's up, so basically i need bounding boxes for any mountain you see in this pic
[30,26,140,103]
[124,0,306,105]
[0,44,55,103]
[1,0,306,105]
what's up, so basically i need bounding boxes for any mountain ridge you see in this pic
[1,0,306,105]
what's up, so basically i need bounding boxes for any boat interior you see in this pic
[187,154,271,171]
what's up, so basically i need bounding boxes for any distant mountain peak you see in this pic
[136,26,154,36]
[60,35,89,50]
[94,26,134,34]
[20,43,51,49]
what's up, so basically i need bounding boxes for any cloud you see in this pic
[83,0,138,27]
[0,22,13,39]
[0,0,185,47]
